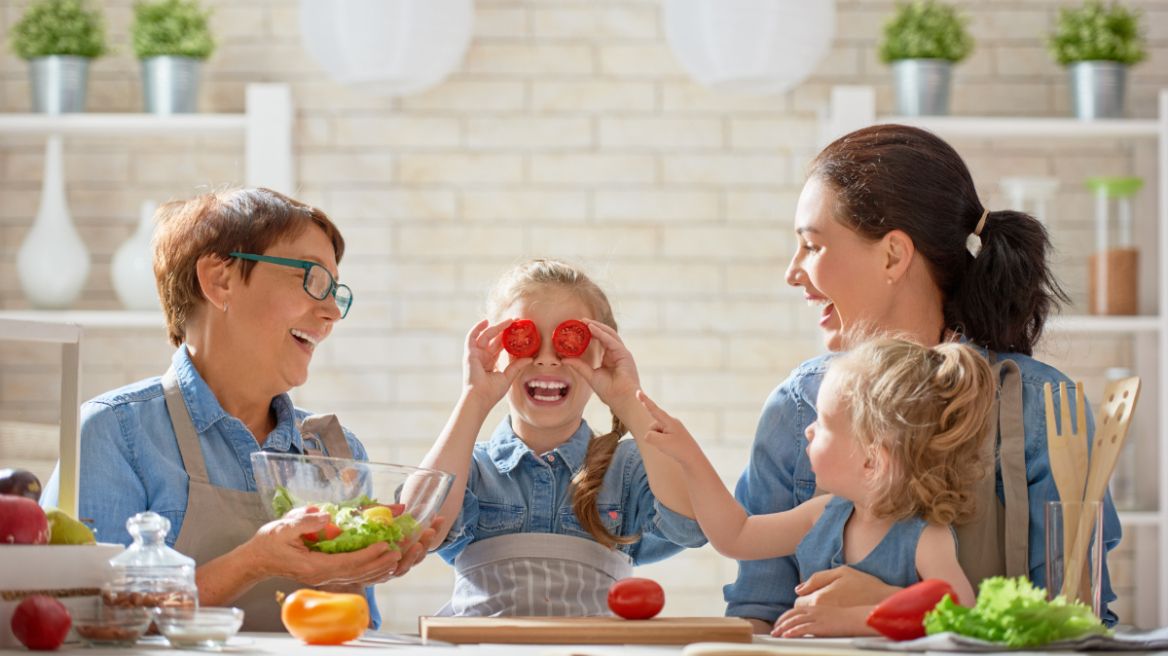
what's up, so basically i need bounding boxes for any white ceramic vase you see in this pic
[112,200,161,310]
[16,136,90,309]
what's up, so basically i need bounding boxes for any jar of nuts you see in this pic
[102,512,197,620]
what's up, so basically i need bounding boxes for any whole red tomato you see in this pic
[607,578,665,620]
[866,579,957,641]
[502,319,541,358]
[552,320,591,358]
[11,595,71,650]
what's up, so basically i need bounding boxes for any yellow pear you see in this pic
[44,507,95,545]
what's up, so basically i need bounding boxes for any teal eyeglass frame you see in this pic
[229,252,352,319]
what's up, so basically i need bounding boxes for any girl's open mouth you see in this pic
[525,377,570,405]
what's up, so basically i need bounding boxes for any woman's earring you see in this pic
[222,301,227,313]
[886,278,893,285]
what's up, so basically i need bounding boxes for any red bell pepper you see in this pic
[867,579,958,641]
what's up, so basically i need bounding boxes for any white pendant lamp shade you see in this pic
[663,0,836,96]
[299,0,474,97]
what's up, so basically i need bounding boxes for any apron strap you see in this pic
[996,356,1030,579]
[296,414,352,460]
[162,366,210,485]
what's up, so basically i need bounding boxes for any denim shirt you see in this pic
[40,346,381,627]
[725,348,1121,627]
[437,416,707,565]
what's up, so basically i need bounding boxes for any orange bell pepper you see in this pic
[279,589,370,645]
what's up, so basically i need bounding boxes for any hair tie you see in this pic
[966,208,989,257]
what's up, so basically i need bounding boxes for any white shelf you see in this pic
[875,115,1160,139]
[0,310,166,328]
[0,113,246,136]
[1047,315,1164,333]
[1118,511,1161,527]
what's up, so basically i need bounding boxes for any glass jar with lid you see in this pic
[102,512,197,612]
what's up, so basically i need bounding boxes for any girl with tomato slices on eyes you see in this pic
[637,339,995,638]
[419,259,705,617]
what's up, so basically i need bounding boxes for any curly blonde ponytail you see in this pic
[830,339,996,526]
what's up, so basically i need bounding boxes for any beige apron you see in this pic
[162,367,352,632]
[954,351,1031,588]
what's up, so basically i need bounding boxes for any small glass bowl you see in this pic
[70,605,153,648]
[153,607,244,651]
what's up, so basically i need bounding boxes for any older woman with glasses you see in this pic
[41,187,439,631]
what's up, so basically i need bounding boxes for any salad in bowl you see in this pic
[251,453,454,554]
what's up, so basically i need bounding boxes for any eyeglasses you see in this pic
[229,253,353,319]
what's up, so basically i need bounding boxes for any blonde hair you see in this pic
[828,339,995,526]
[486,260,636,550]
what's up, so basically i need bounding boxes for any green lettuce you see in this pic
[924,576,1110,648]
[313,512,420,554]
[270,486,421,554]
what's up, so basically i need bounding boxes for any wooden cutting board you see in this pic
[419,616,754,645]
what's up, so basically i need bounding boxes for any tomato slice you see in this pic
[866,578,956,641]
[301,522,344,544]
[502,319,541,358]
[552,320,591,358]
[607,577,665,620]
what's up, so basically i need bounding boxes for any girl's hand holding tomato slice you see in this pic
[562,319,643,410]
[463,319,533,408]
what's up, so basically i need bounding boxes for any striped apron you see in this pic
[437,533,634,617]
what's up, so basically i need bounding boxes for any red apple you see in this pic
[0,495,49,545]
[11,595,71,650]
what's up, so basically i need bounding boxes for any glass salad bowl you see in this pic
[250,452,454,555]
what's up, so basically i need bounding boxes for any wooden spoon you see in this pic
[1044,381,1088,598]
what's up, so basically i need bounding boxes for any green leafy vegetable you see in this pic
[270,486,420,554]
[924,576,1110,648]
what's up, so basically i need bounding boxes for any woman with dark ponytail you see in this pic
[421,260,703,616]
[725,125,1121,632]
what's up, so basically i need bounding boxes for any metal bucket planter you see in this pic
[892,58,952,116]
[1069,61,1126,120]
[29,56,89,113]
[141,56,201,114]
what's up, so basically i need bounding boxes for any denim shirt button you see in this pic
[547,455,555,463]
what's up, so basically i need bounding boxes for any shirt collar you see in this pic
[488,415,594,474]
[172,345,303,452]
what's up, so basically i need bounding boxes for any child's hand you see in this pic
[771,605,877,638]
[462,319,531,407]
[637,391,703,465]
[563,320,642,407]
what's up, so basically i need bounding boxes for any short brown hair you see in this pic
[830,339,995,526]
[152,187,345,347]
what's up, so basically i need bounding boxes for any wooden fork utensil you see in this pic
[1044,381,1089,599]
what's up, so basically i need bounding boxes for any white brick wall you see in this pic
[1,0,1166,632]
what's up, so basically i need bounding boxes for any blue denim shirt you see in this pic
[40,346,382,628]
[437,416,707,565]
[725,348,1121,627]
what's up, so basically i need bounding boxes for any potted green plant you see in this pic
[8,0,107,113]
[1047,1,1147,120]
[129,0,215,114]
[878,0,975,116]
